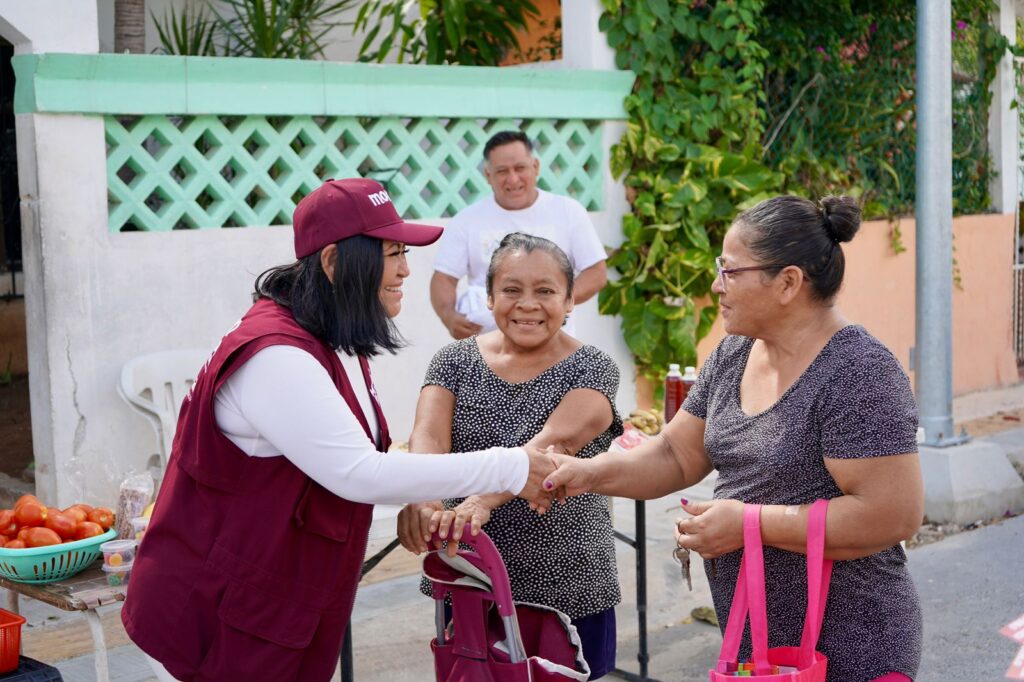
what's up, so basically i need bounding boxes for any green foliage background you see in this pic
[599,0,1010,385]
[354,0,540,65]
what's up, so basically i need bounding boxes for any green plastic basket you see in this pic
[0,529,117,584]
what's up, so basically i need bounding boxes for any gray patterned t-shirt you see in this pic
[419,338,624,619]
[684,325,922,681]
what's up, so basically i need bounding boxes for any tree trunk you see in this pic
[114,0,146,54]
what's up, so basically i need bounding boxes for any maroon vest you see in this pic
[122,299,391,681]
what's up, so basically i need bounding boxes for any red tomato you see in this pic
[69,503,93,515]
[4,540,26,549]
[87,508,115,530]
[24,527,61,548]
[74,522,104,540]
[45,511,78,540]
[14,502,46,528]
[62,507,87,524]
[0,510,16,536]
[13,494,39,510]
[15,528,31,542]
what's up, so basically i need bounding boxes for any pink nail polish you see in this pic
[680,497,689,506]
[544,481,553,490]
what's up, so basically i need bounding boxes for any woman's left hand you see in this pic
[674,499,745,559]
[434,497,494,556]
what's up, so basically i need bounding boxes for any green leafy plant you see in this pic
[600,0,1010,386]
[152,1,218,56]
[355,0,540,65]
[153,0,357,59]
[598,0,781,383]
[760,0,1009,220]
[215,0,357,59]
[888,221,907,255]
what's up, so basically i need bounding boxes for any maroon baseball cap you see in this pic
[293,178,443,258]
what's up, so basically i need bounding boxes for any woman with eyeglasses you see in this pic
[542,195,923,682]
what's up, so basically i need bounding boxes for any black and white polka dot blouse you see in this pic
[685,325,922,681]
[418,338,624,619]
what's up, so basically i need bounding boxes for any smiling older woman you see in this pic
[543,196,923,682]
[397,232,624,679]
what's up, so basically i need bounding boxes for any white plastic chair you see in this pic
[118,348,209,475]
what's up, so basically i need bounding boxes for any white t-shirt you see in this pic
[433,190,607,336]
[212,345,528,505]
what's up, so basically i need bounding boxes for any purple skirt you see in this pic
[572,607,616,680]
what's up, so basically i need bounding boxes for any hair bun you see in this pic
[819,195,861,243]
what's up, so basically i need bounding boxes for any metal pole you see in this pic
[635,500,650,678]
[612,499,664,682]
[340,627,354,682]
[915,0,965,447]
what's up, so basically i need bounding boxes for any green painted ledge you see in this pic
[13,53,635,119]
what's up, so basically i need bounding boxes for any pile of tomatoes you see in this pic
[0,494,115,549]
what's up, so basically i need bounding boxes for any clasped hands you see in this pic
[396,445,589,557]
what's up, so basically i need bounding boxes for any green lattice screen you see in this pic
[106,115,605,232]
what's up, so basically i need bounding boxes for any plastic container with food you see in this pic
[102,560,133,587]
[100,539,137,567]
[115,474,153,539]
[130,516,150,542]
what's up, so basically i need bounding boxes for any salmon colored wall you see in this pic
[695,213,1018,396]
[501,0,562,65]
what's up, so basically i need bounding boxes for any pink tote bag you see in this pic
[709,499,832,681]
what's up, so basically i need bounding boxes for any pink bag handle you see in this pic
[714,500,833,674]
[798,499,832,668]
[716,504,771,674]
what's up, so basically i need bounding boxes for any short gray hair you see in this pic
[485,232,574,299]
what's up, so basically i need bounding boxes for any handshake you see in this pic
[396,445,600,556]
[519,444,596,514]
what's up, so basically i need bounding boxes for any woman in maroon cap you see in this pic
[122,179,559,682]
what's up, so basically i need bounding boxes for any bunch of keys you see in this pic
[673,546,692,591]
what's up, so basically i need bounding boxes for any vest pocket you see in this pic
[194,579,321,680]
[293,479,361,543]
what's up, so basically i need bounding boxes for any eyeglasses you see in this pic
[714,256,787,293]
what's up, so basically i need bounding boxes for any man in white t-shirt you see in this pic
[430,130,608,339]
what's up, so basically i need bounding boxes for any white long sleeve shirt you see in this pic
[213,345,528,505]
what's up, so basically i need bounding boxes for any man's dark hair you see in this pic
[254,235,404,356]
[483,130,533,163]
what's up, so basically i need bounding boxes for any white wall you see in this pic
[0,0,97,53]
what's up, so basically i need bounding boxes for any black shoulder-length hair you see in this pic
[254,235,404,357]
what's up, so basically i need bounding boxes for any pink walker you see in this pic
[424,528,591,682]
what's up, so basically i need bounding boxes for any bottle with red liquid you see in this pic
[664,364,698,423]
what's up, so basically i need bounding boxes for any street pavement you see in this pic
[912,512,1024,681]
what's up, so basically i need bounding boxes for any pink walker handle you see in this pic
[429,527,518,618]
